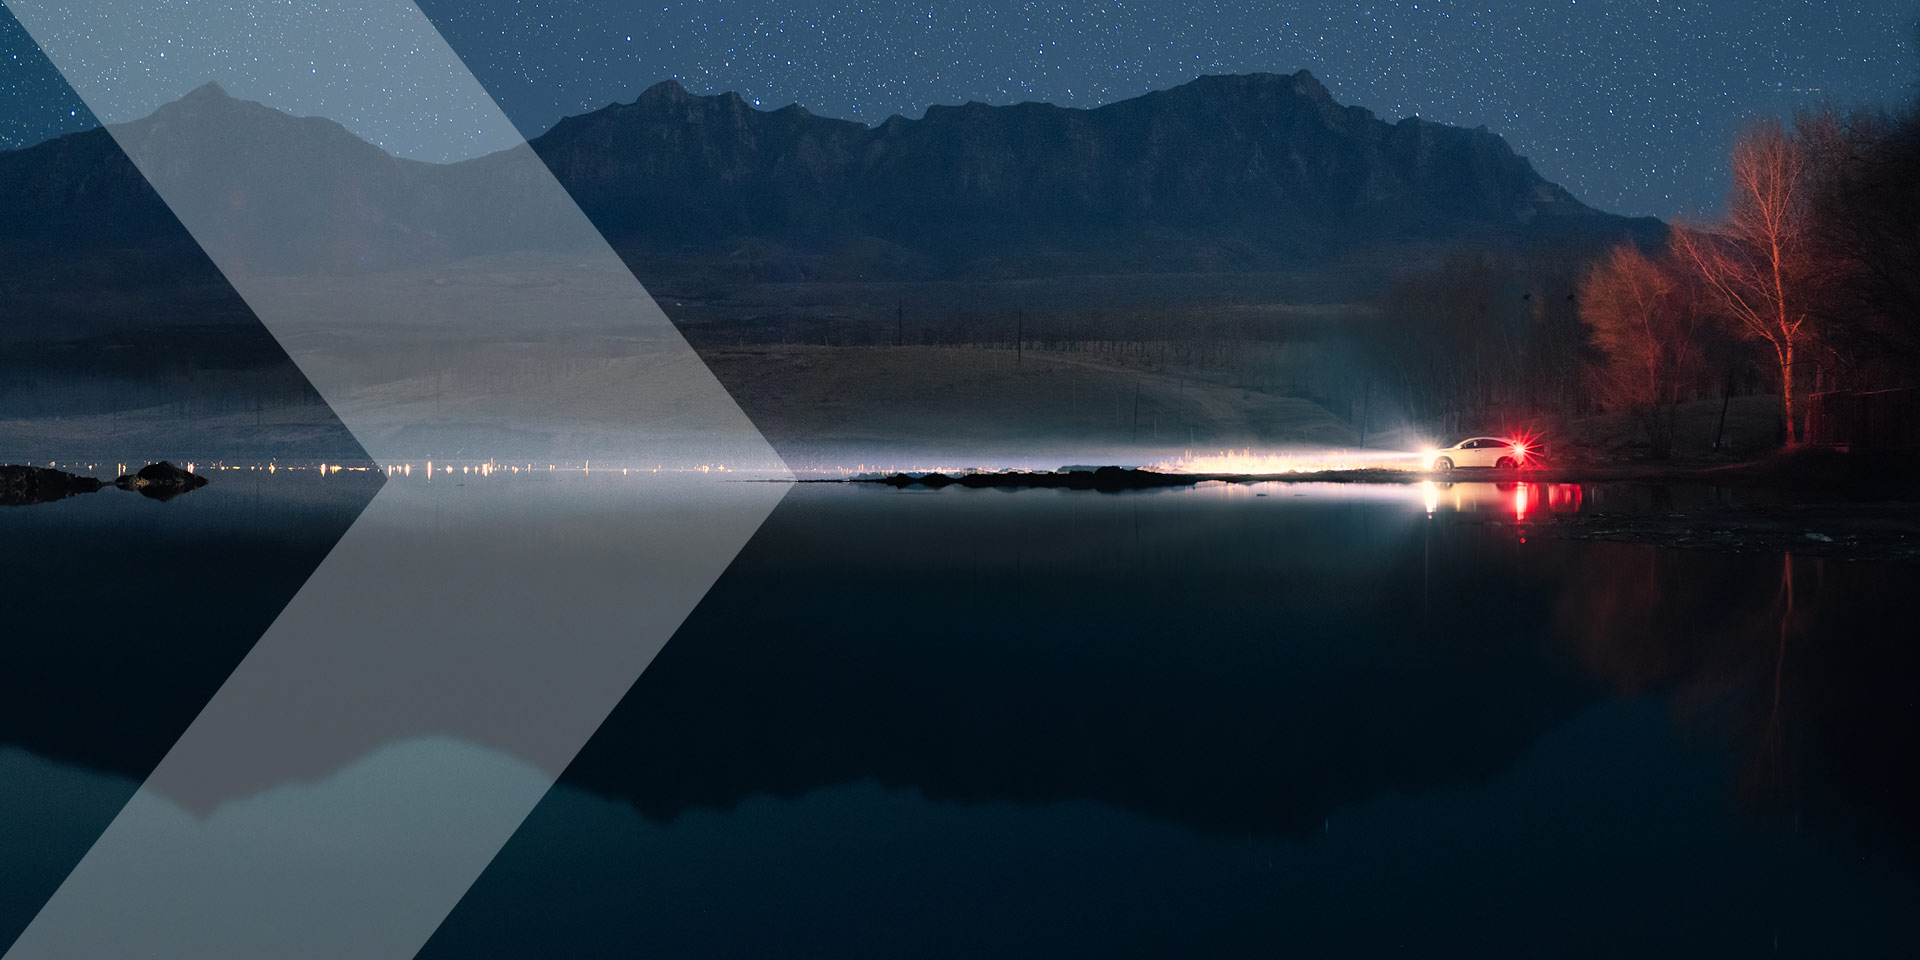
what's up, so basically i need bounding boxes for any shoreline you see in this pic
[828,450,1920,493]
[826,457,1920,561]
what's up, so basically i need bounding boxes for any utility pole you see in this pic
[1015,309,1024,366]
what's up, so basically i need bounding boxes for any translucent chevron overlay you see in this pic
[4,2,790,956]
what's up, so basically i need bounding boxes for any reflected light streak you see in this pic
[1412,481,1586,519]
[1149,448,1428,475]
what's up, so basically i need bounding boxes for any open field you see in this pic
[700,344,1362,470]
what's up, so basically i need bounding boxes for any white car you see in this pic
[1423,436,1541,472]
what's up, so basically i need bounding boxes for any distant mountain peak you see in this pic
[638,78,691,103]
[141,79,286,129]
[1159,70,1337,105]
[182,80,232,102]
[1286,69,1336,103]
[616,69,1346,130]
[120,80,398,168]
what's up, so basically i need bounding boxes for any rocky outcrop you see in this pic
[0,465,106,506]
[114,461,209,500]
[2,462,211,505]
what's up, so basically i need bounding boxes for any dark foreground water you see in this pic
[4,475,1918,957]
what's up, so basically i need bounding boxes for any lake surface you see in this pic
[4,474,1917,956]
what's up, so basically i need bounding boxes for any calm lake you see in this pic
[4,473,1917,956]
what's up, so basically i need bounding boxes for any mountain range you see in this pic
[541,71,1657,275]
[0,70,1660,286]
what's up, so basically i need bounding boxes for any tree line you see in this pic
[1370,102,1920,458]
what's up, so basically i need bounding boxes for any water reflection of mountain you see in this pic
[0,473,377,943]
[0,474,377,784]
[540,487,1917,859]
[551,487,1585,837]
[4,482,1914,862]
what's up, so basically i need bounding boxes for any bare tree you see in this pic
[1673,119,1824,444]
[1580,244,1698,457]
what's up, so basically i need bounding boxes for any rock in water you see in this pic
[115,461,210,501]
[0,465,108,506]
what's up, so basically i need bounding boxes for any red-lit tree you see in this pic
[1673,119,1826,445]
[1580,244,1698,458]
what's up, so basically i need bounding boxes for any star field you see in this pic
[3,1,1914,216]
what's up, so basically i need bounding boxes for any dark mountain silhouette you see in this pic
[533,71,1655,277]
[0,72,1660,286]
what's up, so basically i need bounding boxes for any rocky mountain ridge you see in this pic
[0,72,1660,283]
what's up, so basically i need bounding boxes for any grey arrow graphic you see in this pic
[4,2,790,957]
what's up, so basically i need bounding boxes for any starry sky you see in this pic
[2,1,1914,217]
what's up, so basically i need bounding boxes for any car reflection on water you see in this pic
[1418,479,1584,520]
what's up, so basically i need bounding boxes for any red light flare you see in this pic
[1502,427,1547,466]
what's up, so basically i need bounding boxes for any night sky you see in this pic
[2,1,1914,217]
